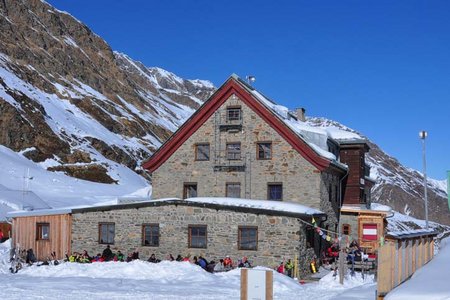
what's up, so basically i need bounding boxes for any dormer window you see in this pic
[227,106,241,122]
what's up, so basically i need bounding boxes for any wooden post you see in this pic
[339,251,345,285]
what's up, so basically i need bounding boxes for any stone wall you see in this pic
[152,94,323,210]
[339,212,359,243]
[71,203,315,276]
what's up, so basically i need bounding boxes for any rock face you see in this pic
[307,118,449,225]
[0,0,215,183]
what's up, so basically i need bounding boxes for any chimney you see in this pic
[296,108,306,122]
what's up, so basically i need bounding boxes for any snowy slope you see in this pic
[0,145,148,210]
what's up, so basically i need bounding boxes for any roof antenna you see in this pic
[246,75,256,85]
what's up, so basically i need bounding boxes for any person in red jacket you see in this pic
[277,262,285,274]
[223,255,233,270]
[0,229,4,243]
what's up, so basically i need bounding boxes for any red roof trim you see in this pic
[143,78,331,172]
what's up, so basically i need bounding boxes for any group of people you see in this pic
[66,245,140,263]
[66,246,252,273]
[276,259,294,277]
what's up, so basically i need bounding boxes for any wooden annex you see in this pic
[340,206,388,256]
[11,210,72,260]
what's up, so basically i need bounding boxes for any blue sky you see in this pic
[47,0,449,180]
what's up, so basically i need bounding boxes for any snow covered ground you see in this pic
[0,239,375,300]
[1,235,450,299]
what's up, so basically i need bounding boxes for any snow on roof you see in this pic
[0,190,51,220]
[387,228,438,239]
[184,197,323,215]
[8,197,324,218]
[232,76,367,165]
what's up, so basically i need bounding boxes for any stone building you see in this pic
[9,198,326,277]
[143,74,374,242]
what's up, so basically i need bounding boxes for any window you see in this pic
[335,185,339,203]
[36,223,50,240]
[99,223,115,244]
[188,225,207,248]
[268,183,282,201]
[226,183,241,198]
[342,224,351,235]
[226,107,241,121]
[183,183,197,198]
[257,142,272,160]
[195,143,210,161]
[142,224,159,246]
[226,143,241,160]
[328,185,332,202]
[238,226,258,250]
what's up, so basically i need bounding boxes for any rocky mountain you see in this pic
[0,0,448,225]
[0,0,214,183]
[307,118,449,225]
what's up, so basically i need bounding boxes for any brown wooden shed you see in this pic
[9,209,72,260]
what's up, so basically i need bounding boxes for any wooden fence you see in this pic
[377,235,435,299]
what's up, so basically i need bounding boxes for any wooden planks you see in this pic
[12,214,72,260]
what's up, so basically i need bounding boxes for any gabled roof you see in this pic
[142,75,347,173]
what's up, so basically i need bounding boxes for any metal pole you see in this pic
[421,132,429,229]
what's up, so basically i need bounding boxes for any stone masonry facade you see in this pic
[152,94,338,214]
[71,203,316,276]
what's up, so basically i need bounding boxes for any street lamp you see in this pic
[419,130,429,229]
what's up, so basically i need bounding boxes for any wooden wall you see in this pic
[12,214,72,260]
[377,236,435,299]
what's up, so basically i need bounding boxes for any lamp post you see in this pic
[419,130,429,229]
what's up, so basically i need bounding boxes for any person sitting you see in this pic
[182,255,191,262]
[116,250,124,262]
[26,248,37,265]
[213,259,225,272]
[102,245,114,261]
[238,257,251,268]
[223,255,233,270]
[148,253,160,263]
[347,240,362,264]
[206,260,216,273]
[198,256,208,270]
[167,254,175,261]
[92,253,104,262]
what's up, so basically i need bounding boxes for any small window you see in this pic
[257,142,272,160]
[227,107,241,121]
[188,225,207,248]
[142,224,159,246]
[268,183,282,201]
[328,185,332,202]
[226,143,241,160]
[335,185,339,203]
[183,183,197,199]
[195,143,210,161]
[226,183,241,198]
[99,223,115,244]
[238,226,258,250]
[36,223,50,240]
[342,224,351,235]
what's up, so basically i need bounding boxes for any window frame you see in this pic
[36,222,50,241]
[226,142,241,160]
[188,225,207,249]
[99,222,115,245]
[226,106,242,122]
[256,142,272,160]
[267,183,283,201]
[342,224,351,235]
[183,182,198,199]
[238,226,258,251]
[142,223,160,247]
[226,182,241,198]
[195,143,210,161]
